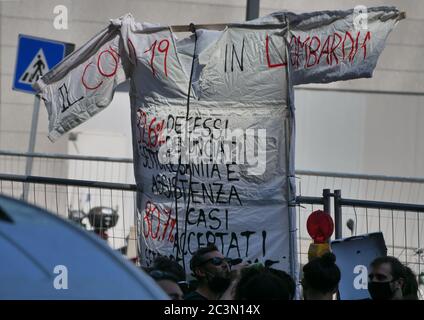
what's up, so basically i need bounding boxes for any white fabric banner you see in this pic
[34,7,401,276]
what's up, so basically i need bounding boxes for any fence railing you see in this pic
[290,189,424,281]
[295,170,424,205]
[2,150,424,274]
[0,173,138,256]
[296,188,424,274]
[4,149,424,206]
[0,150,135,184]
[333,189,424,276]
[1,172,423,277]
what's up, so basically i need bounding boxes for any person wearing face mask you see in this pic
[368,256,408,300]
[184,244,232,300]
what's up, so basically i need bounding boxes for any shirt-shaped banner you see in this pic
[34,6,402,276]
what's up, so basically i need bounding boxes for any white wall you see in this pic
[295,90,424,177]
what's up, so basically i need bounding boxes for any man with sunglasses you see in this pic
[185,244,232,300]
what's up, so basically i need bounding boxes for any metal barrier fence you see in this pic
[0,174,138,256]
[0,150,135,184]
[296,170,424,204]
[2,151,424,275]
[1,172,423,278]
[333,189,424,276]
[4,149,424,206]
[297,192,424,278]
[0,173,320,266]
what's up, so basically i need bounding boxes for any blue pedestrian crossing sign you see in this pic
[13,34,74,94]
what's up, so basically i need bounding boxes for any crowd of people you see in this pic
[142,244,422,300]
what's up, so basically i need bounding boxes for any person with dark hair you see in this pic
[152,255,186,282]
[234,265,295,300]
[418,272,424,300]
[185,244,231,300]
[269,268,296,300]
[150,255,193,295]
[149,269,184,300]
[302,252,341,300]
[402,265,419,300]
[368,256,405,300]
[368,256,417,300]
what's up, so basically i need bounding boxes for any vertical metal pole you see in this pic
[323,189,332,245]
[22,95,40,200]
[334,189,343,239]
[246,0,260,21]
[334,189,342,300]
[323,189,331,215]
[284,118,296,284]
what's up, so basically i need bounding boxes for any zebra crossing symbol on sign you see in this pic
[18,48,49,85]
[13,34,74,94]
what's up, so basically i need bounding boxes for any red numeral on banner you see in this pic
[136,109,166,148]
[143,201,175,242]
[144,39,170,77]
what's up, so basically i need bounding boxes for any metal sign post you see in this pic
[12,34,74,200]
[22,95,41,200]
[246,0,260,21]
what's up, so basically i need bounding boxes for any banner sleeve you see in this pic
[33,14,135,142]
[282,6,403,85]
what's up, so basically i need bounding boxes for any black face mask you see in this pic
[368,281,395,300]
[206,272,231,293]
